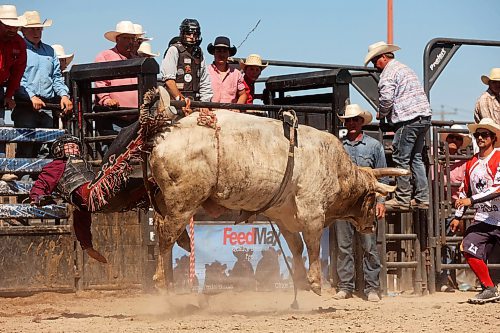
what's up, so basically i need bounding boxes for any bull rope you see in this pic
[189,216,195,287]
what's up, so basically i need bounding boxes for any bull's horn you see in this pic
[371,167,410,178]
[374,181,397,195]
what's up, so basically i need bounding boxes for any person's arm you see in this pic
[161,47,182,99]
[378,72,397,118]
[4,38,27,109]
[474,97,482,123]
[198,59,213,103]
[94,51,116,107]
[235,72,247,104]
[29,160,65,204]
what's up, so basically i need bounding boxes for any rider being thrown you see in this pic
[29,134,107,263]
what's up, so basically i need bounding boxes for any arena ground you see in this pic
[0,288,498,333]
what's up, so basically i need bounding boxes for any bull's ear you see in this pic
[374,181,396,195]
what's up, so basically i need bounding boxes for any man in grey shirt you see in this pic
[160,18,212,103]
[333,104,387,302]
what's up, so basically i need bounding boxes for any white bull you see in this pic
[149,110,405,295]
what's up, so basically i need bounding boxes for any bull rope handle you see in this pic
[189,216,195,288]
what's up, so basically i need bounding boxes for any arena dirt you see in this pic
[0,288,498,332]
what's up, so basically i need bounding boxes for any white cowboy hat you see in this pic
[467,118,500,148]
[338,104,373,125]
[104,21,141,43]
[239,54,268,70]
[133,23,152,41]
[137,42,159,57]
[364,41,400,66]
[0,5,26,27]
[439,124,472,148]
[481,68,500,85]
[22,10,52,28]
[51,44,74,64]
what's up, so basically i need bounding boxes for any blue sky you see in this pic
[14,0,500,121]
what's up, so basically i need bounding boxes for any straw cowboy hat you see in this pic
[207,36,237,56]
[239,54,268,70]
[104,20,141,43]
[467,118,500,148]
[338,104,373,125]
[481,68,500,85]
[22,10,52,28]
[439,124,472,148]
[51,44,74,63]
[137,42,159,57]
[0,5,26,27]
[364,41,400,66]
[133,23,152,41]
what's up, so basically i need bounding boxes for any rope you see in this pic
[189,216,195,287]
[182,97,193,116]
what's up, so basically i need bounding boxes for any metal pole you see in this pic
[387,0,394,44]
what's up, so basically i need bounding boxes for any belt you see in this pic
[395,115,431,128]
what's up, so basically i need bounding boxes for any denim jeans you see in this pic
[335,220,381,295]
[0,88,6,156]
[11,101,53,158]
[392,118,431,204]
[439,218,458,286]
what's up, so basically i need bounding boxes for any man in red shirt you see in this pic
[0,5,26,167]
[30,135,107,263]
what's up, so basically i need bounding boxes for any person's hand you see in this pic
[31,96,45,110]
[449,218,464,234]
[455,198,472,209]
[85,247,108,263]
[104,98,119,108]
[60,95,73,113]
[376,203,386,219]
[4,97,16,110]
[376,112,381,120]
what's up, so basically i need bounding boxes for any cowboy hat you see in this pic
[439,124,472,148]
[338,104,373,125]
[104,20,141,43]
[22,11,52,28]
[467,118,500,148]
[133,23,152,41]
[207,36,237,56]
[239,54,268,70]
[0,5,26,27]
[137,42,159,57]
[481,68,500,85]
[364,41,400,66]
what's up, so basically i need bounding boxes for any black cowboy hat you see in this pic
[207,36,237,56]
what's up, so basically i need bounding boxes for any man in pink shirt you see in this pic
[207,36,246,107]
[94,21,142,135]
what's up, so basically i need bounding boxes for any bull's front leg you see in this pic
[302,226,324,296]
[153,212,188,290]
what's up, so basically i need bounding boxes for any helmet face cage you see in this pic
[51,135,82,159]
[179,19,201,46]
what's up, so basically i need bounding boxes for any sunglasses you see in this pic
[371,55,382,65]
[344,117,362,123]
[473,131,494,139]
[447,134,464,141]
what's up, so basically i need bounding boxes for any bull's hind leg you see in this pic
[279,228,310,291]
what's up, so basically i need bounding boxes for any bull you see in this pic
[148,109,406,295]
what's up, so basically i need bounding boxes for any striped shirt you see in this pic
[455,148,500,226]
[378,60,432,124]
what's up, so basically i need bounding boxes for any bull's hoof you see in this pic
[310,283,322,296]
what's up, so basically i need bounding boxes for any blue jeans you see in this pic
[392,117,430,204]
[0,88,6,156]
[11,101,53,158]
[335,220,381,295]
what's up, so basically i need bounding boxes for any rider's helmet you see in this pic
[50,134,82,159]
[179,18,202,47]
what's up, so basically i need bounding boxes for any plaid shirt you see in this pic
[474,89,500,124]
[378,60,432,123]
